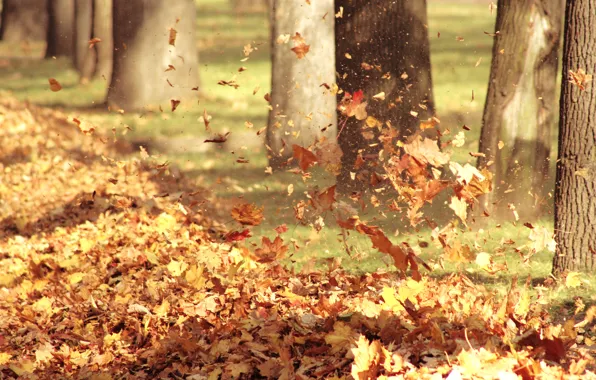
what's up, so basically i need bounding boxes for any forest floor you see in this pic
[0,0,588,307]
[1,1,596,376]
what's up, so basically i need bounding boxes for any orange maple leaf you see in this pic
[231,203,264,226]
[291,32,310,59]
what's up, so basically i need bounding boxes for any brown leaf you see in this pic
[88,37,101,48]
[169,28,177,46]
[292,145,318,171]
[255,236,288,263]
[404,136,450,167]
[48,78,62,92]
[170,99,180,112]
[231,203,264,226]
[291,32,310,59]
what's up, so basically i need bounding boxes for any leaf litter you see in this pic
[1,73,595,379]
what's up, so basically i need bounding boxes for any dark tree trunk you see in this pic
[335,0,435,194]
[74,0,94,78]
[477,0,563,218]
[552,0,596,275]
[45,0,74,57]
[0,0,48,42]
[107,0,199,111]
[93,0,113,82]
[266,0,336,168]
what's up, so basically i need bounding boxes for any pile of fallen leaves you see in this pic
[1,98,595,379]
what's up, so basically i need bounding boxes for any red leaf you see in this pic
[292,145,318,171]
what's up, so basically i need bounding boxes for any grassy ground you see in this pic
[0,0,593,311]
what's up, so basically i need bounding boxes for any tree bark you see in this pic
[335,0,435,194]
[552,0,596,275]
[0,0,48,42]
[45,0,74,57]
[93,0,113,82]
[107,0,199,111]
[477,0,563,218]
[230,0,268,13]
[73,0,94,77]
[266,0,336,168]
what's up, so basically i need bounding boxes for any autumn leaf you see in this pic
[204,132,230,143]
[48,78,62,92]
[72,117,95,135]
[338,90,368,120]
[309,185,336,213]
[404,136,450,167]
[231,203,264,226]
[88,37,101,48]
[169,28,177,46]
[274,224,288,234]
[449,196,468,224]
[565,272,582,288]
[254,236,288,263]
[291,32,310,59]
[292,144,318,171]
[568,68,592,91]
[170,99,180,112]
[224,229,252,242]
[202,109,211,131]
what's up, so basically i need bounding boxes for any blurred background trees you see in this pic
[45,0,74,58]
[335,0,435,194]
[477,0,563,218]
[0,0,48,42]
[107,0,198,111]
[266,0,336,169]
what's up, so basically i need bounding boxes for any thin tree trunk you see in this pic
[552,0,596,275]
[477,0,563,218]
[74,0,94,77]
[335,0,435,194]
[107,0,199,111]
[45,0,74,57]
[0,0,48,42]
[266,0,336,168]
[93,0,113,82]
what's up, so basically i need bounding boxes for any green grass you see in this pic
[0,0,594,312]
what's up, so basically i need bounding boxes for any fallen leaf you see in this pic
[48,78,62,92]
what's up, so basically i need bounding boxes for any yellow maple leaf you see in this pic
[68,272,85,285]
[566,272,582,288]
[32,296,54,315]
[79,238,94,253]
[167,259,188,277]
[381,286,403,311]
[0,352,12,365]
[155,212,177,234]
[35,342,54,364]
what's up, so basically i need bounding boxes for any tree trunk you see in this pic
[552,0,596,275]
[0,0,48,42]
[73,0,94,78]
[93,0,113,82]
[477,0,563,218]
[45,0,74,58]
[266,0,336,168]
[107,0,199,111]
[335,0,435,194]
[230,0,268,13]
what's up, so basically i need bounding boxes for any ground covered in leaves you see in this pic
[1,98,596,379]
